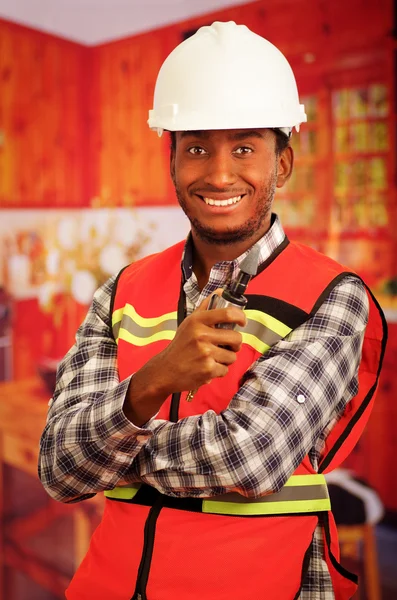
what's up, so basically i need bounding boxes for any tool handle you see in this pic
[186,292,246,401]
[208,291,247,329]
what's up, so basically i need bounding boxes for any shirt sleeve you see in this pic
[127,276,369,499]
[38,275,156,503]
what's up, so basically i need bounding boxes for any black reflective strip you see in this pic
[254,233,290,276]
[169,276,186,423]
[181,232,194,281]
[212,484,329,505]
[118,483,203,512]
[109,266,129,340]
[319,282,388,472]
[238,318,283,347]
[115,313,178,339]
[320,512,358,584]
[309,272,357,316]
[132,494,163,600]
[293,528,317,600]
[245,295,310,331]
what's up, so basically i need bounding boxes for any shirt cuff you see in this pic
[104,374,158,450]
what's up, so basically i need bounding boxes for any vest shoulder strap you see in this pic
[109,240,186,334]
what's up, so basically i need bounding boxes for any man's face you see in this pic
[171,128,293,246]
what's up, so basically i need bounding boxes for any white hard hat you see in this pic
[148,21,306,137]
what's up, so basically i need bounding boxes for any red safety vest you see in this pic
[67,238,386,600]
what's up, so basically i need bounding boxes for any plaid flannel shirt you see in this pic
[39,215,368,599]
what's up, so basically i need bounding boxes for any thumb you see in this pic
[196,288,223,312]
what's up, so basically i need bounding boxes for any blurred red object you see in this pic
[36,357,60,394]
[0,286,12,381]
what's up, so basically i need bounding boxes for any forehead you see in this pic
[177,128,273,143]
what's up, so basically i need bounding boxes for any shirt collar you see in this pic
[181,213,286,282]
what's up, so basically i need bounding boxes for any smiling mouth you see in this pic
[200,195,243,207]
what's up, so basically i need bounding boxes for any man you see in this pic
[39,22,387,600]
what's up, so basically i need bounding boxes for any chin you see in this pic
[194,225,254,246]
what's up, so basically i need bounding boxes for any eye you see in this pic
[188,146,208,155]
[234,146,253,155]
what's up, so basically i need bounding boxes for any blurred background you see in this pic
[0,0,396,598]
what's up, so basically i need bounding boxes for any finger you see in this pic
[202,307,246,328]
[196,362,228,382]
[213,363,229,379]
[195,289,223,312]
[205,329,243,352]
[212,346,238,366]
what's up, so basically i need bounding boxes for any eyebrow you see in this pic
[179,130,266,141]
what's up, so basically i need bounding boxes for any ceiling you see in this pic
[0,0,251,45]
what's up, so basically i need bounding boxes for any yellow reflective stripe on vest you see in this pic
[112,305,291,353]
[104,474,330,516]
[283,474,326,486]
[104,485,140,500]
[202,498,330,516]
[112,304,178,345]
[202,474,330,516]
[237,309,292,354]
[243,309,292,339]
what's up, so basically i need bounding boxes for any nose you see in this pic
[203,150,238,189]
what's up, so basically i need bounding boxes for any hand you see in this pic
[124,291,246,426]
[156,291,246,393]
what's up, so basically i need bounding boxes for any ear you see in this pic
[276,146,294,188]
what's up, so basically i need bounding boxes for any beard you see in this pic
[174,170,278,246]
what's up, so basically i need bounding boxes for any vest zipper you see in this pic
[132,495,163,600]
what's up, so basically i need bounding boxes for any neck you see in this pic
[191,228,268,290]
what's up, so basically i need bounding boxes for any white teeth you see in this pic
[203,196,241,206]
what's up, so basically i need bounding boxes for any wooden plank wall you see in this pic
[0,20,89,208]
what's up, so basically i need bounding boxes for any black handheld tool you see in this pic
[207,244,261,328]
[186,245,260,401]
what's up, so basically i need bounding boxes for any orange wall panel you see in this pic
[0,20,89,207]
[88,31,179,206]
[1,0,391,209]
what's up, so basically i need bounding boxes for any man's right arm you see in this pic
[38,275,157,503]
[38,276,244,503]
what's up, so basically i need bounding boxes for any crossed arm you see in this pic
[38,275,368,503]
